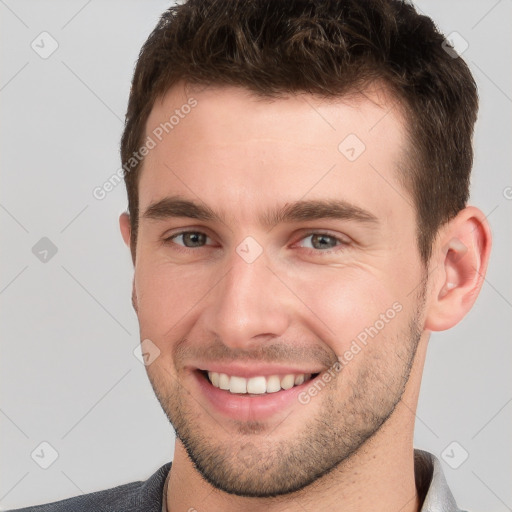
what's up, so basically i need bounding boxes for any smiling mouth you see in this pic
[199,370,320,395]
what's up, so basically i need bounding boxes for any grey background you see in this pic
[1,1,510,510]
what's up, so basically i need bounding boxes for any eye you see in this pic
[296,232,349,253]
[164,231,212,249]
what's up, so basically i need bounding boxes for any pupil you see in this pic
[313,234,335,249]
[185,232,205,247]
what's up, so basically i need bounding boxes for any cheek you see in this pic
[291,267,404,356]
[134,258,213,337]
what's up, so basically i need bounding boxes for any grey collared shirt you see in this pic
[415,449,467,512]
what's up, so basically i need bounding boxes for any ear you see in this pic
[120,212,138,311]
[119,212,131,248]
[424,206,492,331]
[119,211,137,265]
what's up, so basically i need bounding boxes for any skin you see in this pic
[120,82,491,512]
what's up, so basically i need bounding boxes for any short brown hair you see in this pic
[121,0,478,263]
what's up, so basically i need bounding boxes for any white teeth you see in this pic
[229,376,247,394]
[280,374,295,390]
[205,371,314,394]
[246,376,267,394]
[210,372,220,387]
[218,373,230,390]
[266,375,281,393]
[294,374,305,386]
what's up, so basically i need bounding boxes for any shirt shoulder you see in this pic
[7,463,171,512]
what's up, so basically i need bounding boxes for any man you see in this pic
[12,0,491,510]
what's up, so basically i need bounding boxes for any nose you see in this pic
[202,245,292,350]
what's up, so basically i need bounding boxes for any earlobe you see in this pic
[424,206,492,332]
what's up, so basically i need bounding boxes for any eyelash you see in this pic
[162,230,350,256]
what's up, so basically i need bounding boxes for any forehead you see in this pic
[139,82,412,228]
[146,81,406,149]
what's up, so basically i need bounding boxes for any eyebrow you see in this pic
[142,196,379,228]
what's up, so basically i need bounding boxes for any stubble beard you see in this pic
[146,308,423,498]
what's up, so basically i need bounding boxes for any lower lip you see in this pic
[193,371,318,422]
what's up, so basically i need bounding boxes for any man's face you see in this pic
[130,83,428,496]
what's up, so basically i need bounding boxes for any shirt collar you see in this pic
[415,449,461,511]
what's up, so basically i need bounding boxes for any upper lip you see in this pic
[192,363,324,378]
